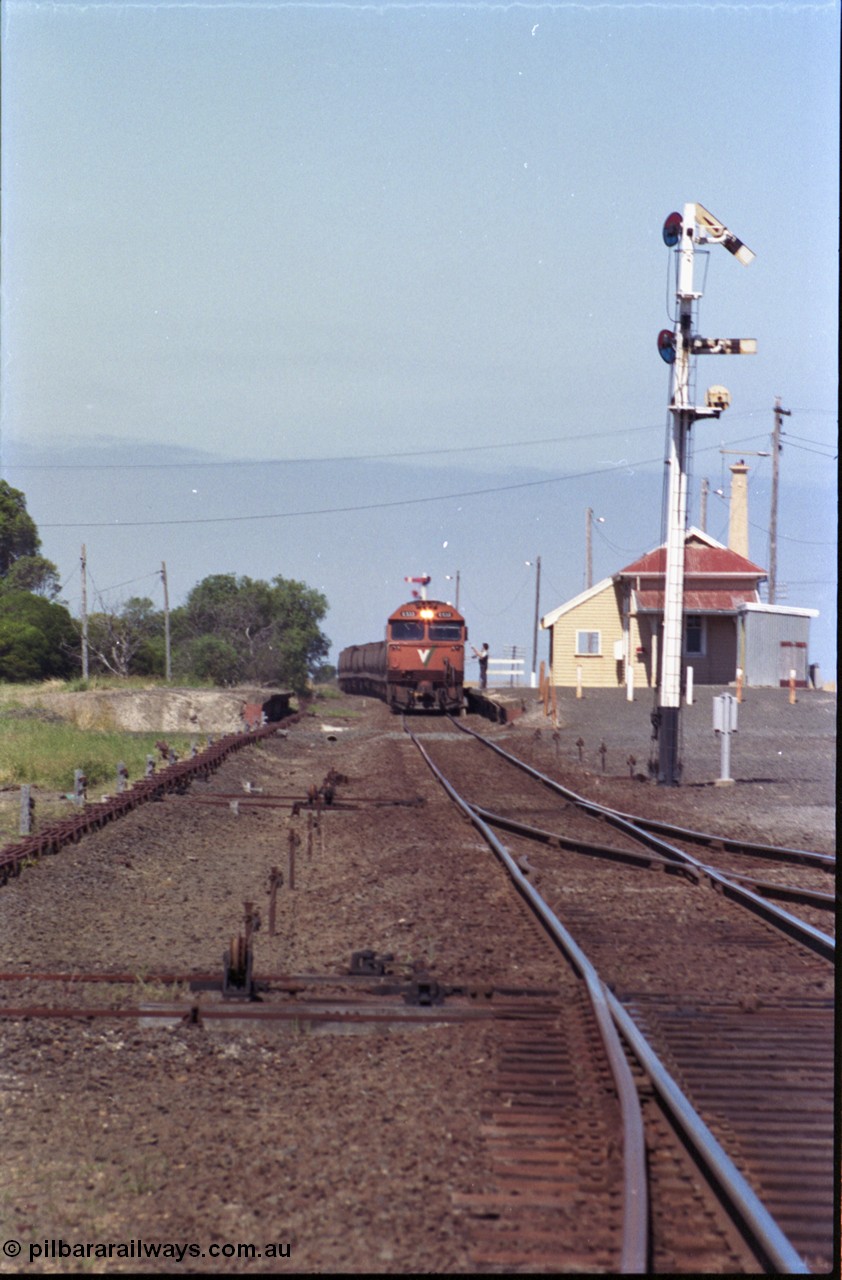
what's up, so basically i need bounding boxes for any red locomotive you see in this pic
[338,599,467,713]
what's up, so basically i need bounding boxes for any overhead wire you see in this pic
[35,454,671,529]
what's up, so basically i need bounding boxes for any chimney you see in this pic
[728,461,749,558]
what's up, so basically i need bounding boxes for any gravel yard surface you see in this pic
[496,683,836,852]
[0,684,834,1273]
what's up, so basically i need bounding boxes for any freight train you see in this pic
[338,599,467,713]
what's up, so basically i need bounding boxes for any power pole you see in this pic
[585,508,593,589]
[768,397,791,605]
[699,478,709,532]
[585,508,604,589]
[530,555,541,688]
[656,204,756,785]
[161,561,172,681]
[80,544,89,680]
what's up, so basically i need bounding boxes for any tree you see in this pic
[174,573,330,693]
[1,554,62,599]
[189,635,241,686]
[86,597,165,678]
[0,481,42,576]
[0,592,77,681]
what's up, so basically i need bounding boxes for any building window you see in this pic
[685,615,704,655]
[576,630,601,656]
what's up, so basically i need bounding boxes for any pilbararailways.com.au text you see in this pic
[17,1239,291,1264]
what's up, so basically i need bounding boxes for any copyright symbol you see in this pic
[3,1240,22,1258]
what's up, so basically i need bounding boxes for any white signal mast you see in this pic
[656,203,756,785]
[404,573,431,601]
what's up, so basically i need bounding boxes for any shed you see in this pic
[736,604,819,688]
[541,529,767,690]
[540,577,627,689]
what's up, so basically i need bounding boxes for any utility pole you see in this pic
[583,509,603,588]
[160,561,172,681]
[656,204,756,785]
[699,478,709,532]
[529,555,541,688]
[80,544,89,680]
[768,397,790,605]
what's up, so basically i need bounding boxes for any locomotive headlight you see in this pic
[419,608,435,620]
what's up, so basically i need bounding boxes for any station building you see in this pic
[540,462,819,690]
[540,528,767,690]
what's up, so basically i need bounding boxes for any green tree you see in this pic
[1,554,62,599]
[0,592,77,681]
[0,481,40,574]
[174,573,330,693]
[189,635,242,685]
[0,482,62,594]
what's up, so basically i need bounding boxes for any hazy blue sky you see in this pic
[1,0,838,679]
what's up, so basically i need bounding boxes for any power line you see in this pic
[36,455,668,529]
[31,428,815,532]
[781,439,837,459]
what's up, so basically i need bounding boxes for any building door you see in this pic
[778,640,808,688]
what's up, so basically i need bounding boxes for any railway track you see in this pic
[0,699,833,1272]
[406,714,834,1272]
[452,716,835,951]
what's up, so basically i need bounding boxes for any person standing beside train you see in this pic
[472,643,490,691]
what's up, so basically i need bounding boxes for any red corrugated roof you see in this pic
[618,542,765,578]
[632,588,760,614]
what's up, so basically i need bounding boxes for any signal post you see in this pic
[656,204,755,785]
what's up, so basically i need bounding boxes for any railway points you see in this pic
[0,687,834,1272]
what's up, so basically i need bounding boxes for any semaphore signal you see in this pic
[655,203,756,786]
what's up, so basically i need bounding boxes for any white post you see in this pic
[626,661,634,702]
[720,718,732,782]
[686,665,694,705]
[713,693,737,786]
[658,203,696,784]
[576,665,583,700]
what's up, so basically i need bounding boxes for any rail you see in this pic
[407,723,648,1273]
[0,717,299,885]
[451,718,834,960]
[411,717,811,1274]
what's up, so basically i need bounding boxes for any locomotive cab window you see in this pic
[390,621,425,640]
[429,622,463,641]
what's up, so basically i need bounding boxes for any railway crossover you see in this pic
[0,700,833,1272]
[406,714,834,1272]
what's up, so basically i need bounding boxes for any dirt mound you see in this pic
[22,687,285,735]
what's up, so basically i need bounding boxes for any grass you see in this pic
[0,715,193,789]
[0,674,336,843]
[0,677,202,843]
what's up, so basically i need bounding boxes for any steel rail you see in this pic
[407,727,649,1274]
[0,718,298,883]
[413,725,810,1275]
[602,989,809,1275]
[469,804,701,879]
[693,866,836,908]
[470,805,834,908]
[451,720,835,960]
[0,1002,517,1025]
[596,812,834,869]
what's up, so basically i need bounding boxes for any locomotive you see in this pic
[338,599,467,713]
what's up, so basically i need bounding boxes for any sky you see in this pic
[1,0,838,682]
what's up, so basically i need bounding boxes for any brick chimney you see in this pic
[728,461,749,558]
